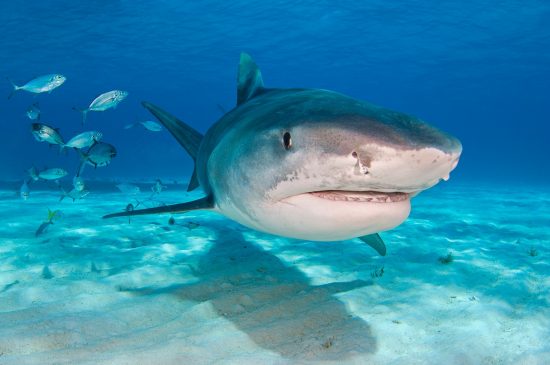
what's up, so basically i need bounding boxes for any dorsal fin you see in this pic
[142,101,202,191]
[237,53,264,106]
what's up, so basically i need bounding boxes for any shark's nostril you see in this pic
[352,151,369,175]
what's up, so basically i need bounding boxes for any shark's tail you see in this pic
[72,107,89,125]
[7,78,21,99]
[141,101,203,192]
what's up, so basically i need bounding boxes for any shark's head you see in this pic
[211,89,461,241]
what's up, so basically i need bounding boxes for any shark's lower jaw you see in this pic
[308,190,409,203]
[224,190,412,242]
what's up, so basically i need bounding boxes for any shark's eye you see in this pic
[283,132,292,150]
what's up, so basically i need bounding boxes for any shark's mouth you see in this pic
[309,190,409,203]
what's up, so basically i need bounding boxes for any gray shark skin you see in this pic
[104,53,462,255]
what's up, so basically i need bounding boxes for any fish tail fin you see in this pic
[142,101,203,192]
[75,149,87,177]
[7,78,21,99]
[58,186,67,202]
[28,166,38,181]
[73,107,89,125]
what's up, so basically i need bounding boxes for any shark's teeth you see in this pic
[309,191,409,203]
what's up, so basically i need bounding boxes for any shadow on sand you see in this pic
[126,228,377,361]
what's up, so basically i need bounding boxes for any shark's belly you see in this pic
[217,195,411,242]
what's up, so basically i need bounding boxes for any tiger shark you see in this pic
[104,53,462,256]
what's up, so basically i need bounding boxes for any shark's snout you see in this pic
[343,116,462,192]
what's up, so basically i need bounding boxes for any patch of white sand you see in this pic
[0,184,549,364]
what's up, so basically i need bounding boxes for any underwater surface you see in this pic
[0,1,549,364]
[0,184,548,364]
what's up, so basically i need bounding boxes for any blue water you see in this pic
[1,2,549,364]
[1,1,549,183]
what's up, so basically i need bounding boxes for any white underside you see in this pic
[221,193,411,241]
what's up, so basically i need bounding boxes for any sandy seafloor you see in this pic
[0,182,548,365]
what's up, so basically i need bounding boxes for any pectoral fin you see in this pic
[103,195,214,219]
[358,233,386,256]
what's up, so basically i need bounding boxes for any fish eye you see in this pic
[283,132,292,150]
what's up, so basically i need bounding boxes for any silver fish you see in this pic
[77,142,117,175]
[125,120,163,132]
[74,90,128,124]
[28,167,68,181]
[20,180,30,200]
[31,123,65,150]
[60,187,90,202]
[26,103,41,120]
[116,183,140,195]
[151,179,166,194]
[73,176,85,191]
[8,74,66,99]
[35,209,62,236]
[65,131,103,149]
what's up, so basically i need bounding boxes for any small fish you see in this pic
[28,167,68,181]
[73,176,85,191]
[26,103,41,120]
[183,221,201,230]
[20,180,30,200]
[64,131,102,149]
[125,203,135,224]
[35,208,62,236]
[125,120,163,132]
[116,183,140,195]
[74,90,128,124]
[8,74,66,99]
[35,221,52,236]
[77,142,117,176]
[59,187,90,202]
[151,179,166,195]
[31,123,65,149]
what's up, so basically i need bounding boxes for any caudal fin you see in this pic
[59,144,68,155]
[27,166,38,181]
[7,78,21,99]
[58,185,68,202]
[75,149,88,177]
[72,107,89,125]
